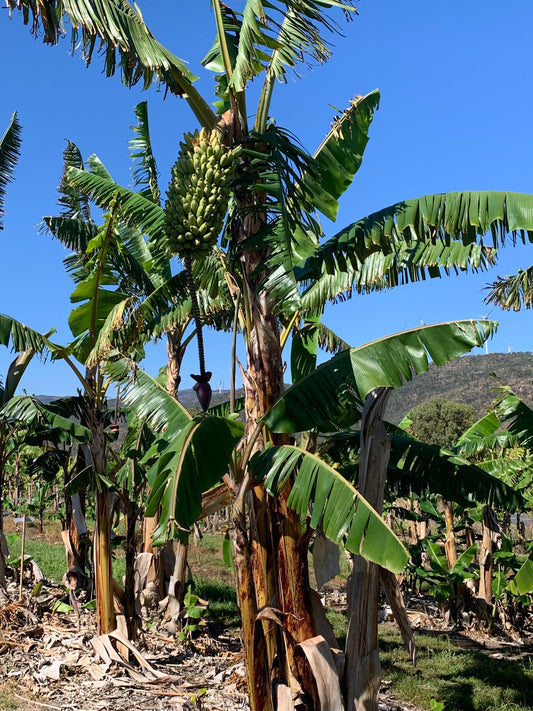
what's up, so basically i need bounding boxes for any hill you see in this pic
[386,351,533,424]
[34,352,533,428]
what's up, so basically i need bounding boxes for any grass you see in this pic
[0,681,33,710]
[4,533,126,585]
[194,577,240,629]
[379,626,533,711]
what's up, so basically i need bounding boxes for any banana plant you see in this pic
[422,542,479,604]
[104,318,496,708]
[46,105,239,609]
[17,193,146,634]
[52,78,533,711]
[0,316,57,528]
[10,4,533,709]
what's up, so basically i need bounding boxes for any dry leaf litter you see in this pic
[2,566,532,710]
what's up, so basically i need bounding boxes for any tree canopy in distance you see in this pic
[409,397,477,448]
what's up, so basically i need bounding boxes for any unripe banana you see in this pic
[163,127,241,259]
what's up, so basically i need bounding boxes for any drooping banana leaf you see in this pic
[455,413,519,460]
[302,90,380,221]
[0,314,52,355]
[323,428,524,510]
[146,414,244,543]
[299,192,533,302]
[3,349,35,405]
[6,0,215,127]
[105,357,192,435]
[67,167,166,247]
[315,191,533,266]
[291,313,320,383]
[315,321,350,356]
[263,319,497,433]
[1,395,91,443]
[387,435,524,511]
[299,238,495,309]
[42,215,99,255]
[485,265,533,312]
[251,444,408,573]
[0,111,21,230]
[496,387,533,453]
[25,449,70,483]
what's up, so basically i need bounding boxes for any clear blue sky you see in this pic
[1,1,532,397]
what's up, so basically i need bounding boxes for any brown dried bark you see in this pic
[345,388,391,711]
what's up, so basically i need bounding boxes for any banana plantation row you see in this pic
[1,2,533,710]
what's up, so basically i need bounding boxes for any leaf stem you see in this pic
[184,254,206,377]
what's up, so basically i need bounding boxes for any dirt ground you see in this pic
[1,520,532,711]
[2,571,532,711]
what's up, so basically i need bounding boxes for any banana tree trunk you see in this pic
[0,427,6,533]
[86,366,116,636]
[234,184,317,708]
[0,531,8,590]
[64,451,89,577]
[443,500,458,569]
[170,539,189,604]
[478,505,499,607]
[345,388,391,711]
[94,490,116,635]
[122,494,139,639]
[409,499,427,545]
[443,499,464,621]
[231,508,270,711]
[165,330,190,606]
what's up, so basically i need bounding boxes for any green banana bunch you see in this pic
[163,127,240,259]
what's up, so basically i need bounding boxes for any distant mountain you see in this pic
[33,352,533,428]
[386,351,533,424]
[33,388,245,413]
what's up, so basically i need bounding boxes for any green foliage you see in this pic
[304,191,533,287]
[421,542,478,603]
[410,397,477,448]
[178,585,208,642]
[430,699,449,711]
[264,321,496,434]
[145,414,244,543]
[384,432,524,510]
[5,0,207,118]
[486,265,533,312]
[0,112,21,230]
[254,444,409,573]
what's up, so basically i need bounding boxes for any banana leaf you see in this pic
[509,559,533,596]
[263,320,497,433]
[146,415,244,543]
[252,444,408,573]
[1,395,91,443]
[0,111,22,230]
